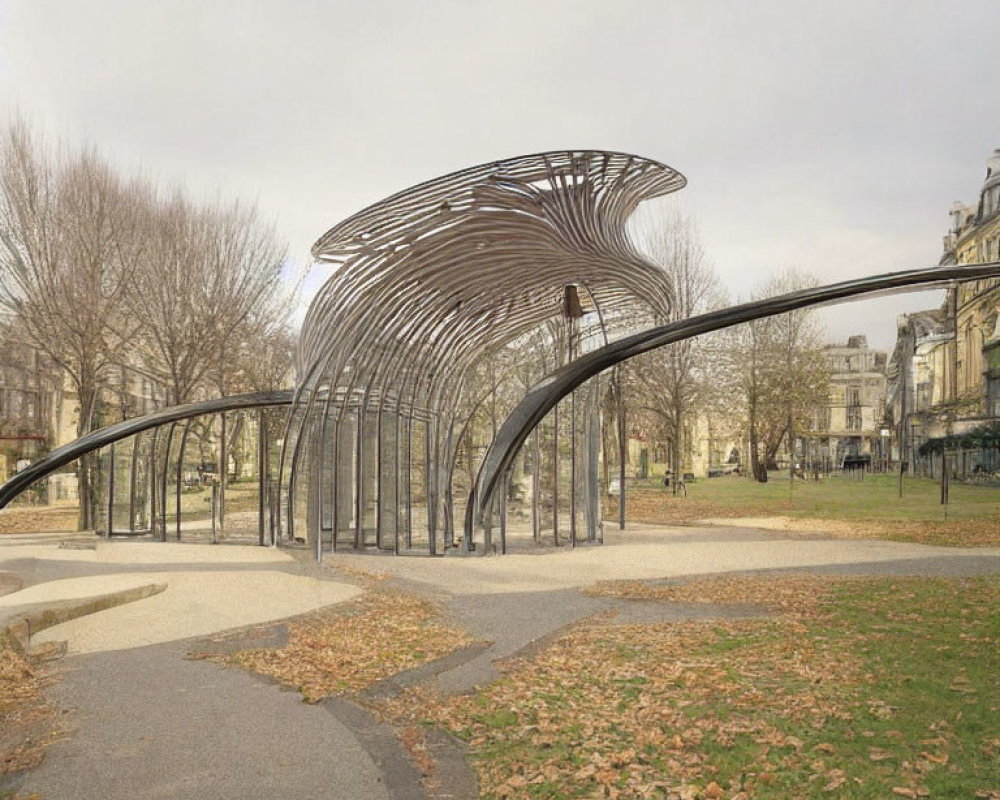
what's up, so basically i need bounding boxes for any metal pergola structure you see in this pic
[281,151,687,556]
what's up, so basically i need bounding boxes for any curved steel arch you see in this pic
[471,261,1000,525]
[0,390,292,509]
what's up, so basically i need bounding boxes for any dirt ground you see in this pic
[0,505,79,535]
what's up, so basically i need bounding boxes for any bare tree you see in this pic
[625,210,725,489]
[229,322,296,394]
[0,120,148,527]
[725,271,829,482]
[127,194,287,405]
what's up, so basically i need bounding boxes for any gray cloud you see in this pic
[1,0,997,350]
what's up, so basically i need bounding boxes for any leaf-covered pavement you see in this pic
[223,585,478,703]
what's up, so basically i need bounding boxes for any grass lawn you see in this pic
[385,575,1000,800]
[613,473,1000,546]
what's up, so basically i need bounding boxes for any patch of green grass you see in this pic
[691,578,999,797]
[619,472,1000,545]
[676,472,999,522]
[407,576,1000,799]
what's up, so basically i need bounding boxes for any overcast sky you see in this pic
[1,0,998,351]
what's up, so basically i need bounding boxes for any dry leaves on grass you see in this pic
[0,506,78,535]
[875,517,1000,548]
[0,634,57,776]
[380,576,1000,799]
[605,495,732,527]
[585,573,854,618]
[380,578,867,799]
[231,588,477,702]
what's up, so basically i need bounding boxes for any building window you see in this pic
[847,407,863,430]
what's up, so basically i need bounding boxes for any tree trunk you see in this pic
[749,397,767,483]
[76,378,100,531]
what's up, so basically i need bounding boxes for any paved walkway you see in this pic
[2,524,999,799]
[21,640,395,800]
[334,524,1000,693]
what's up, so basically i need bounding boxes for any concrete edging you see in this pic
[2,582,168,652]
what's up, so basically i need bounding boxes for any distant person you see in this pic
[663,470,686,496]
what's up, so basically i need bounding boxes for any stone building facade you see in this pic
[883,147,1000,474]
[941,148,1000,415]
[807,335,887,468]
[0,322,65,497]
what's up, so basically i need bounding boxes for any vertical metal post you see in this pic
[176,421,190,541]
[286,469,294,543]
[898,345,907,499]
[940,450,949,506]
[258,409,266,546]
[586,378,601,544]
[499,471,507,555]
[617,373,626,530]
[218,412,227,535]
[394,411,402,555]
[331,420,340,552]
[211,481,218,544]
[354,409,363,549]
[552,404,559,545]
[426,418,436,556]
[160,423,176,542]
[129,435,140,533]
[106,443,115,539]
[405,412,413,549]
[570,389,577,548]
[309,425,322,563]
[375,410,383,549]
[788,423,795,493]
[315,411,329,554]
[269,484,278,547]
[148,428,158,536]
[443,420,454,550]
[532,426,540,545]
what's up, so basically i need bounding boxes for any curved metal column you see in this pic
[472,261,1000,525]
[0,391,292,509]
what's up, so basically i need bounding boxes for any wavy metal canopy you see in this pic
[10,149,994,561]
[281,151,687,553]
[299,151,684,402]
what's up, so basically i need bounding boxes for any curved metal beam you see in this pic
[0,390,293,509]
[472,262,1000,524]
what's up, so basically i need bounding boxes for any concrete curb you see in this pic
[2,582,168,651]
